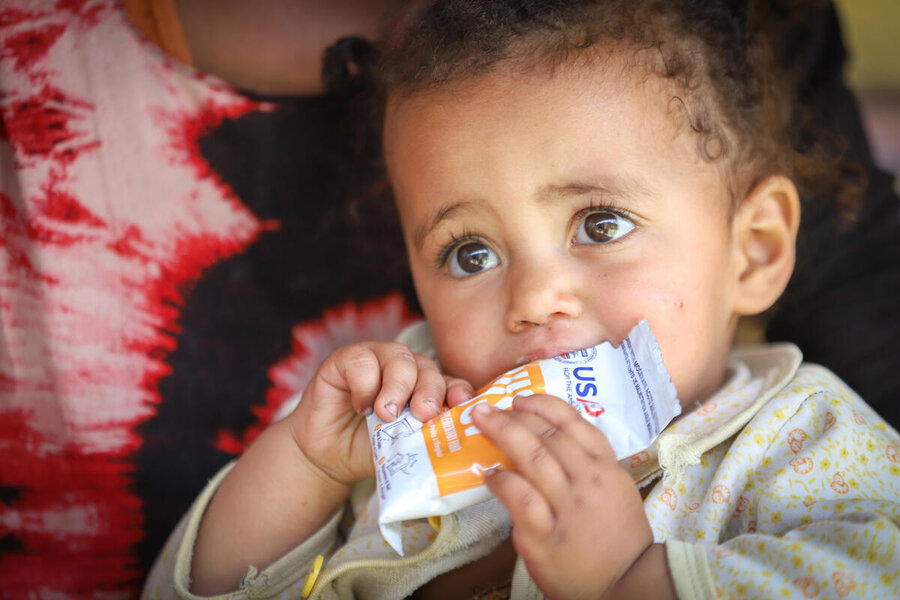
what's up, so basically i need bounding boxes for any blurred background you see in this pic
[835,0,900,182]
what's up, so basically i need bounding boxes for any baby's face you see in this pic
[385,60,746,406]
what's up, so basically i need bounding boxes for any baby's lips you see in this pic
[516,341,603,366]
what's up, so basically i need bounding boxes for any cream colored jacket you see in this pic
[143,324,900,599]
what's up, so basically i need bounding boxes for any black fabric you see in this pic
[768,3,900,426]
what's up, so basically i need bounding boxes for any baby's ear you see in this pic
[732,175,801,316]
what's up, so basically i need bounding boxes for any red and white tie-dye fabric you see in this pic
[0,1,265,597]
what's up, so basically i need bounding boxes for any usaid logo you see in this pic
[553,347,597,365]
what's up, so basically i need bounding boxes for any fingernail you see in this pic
[473,403,491,416]
[484,466,498,478]
[385,403,398,419]
[423,398,439,416]
[452,381,474,400]
[360,407,373,417]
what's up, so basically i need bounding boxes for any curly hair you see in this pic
[377,0,864,215]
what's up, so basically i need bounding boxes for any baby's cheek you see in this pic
[434,340,492,389]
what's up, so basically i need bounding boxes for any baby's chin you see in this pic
[439,360,506,392]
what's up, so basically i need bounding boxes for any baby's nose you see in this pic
[504,261,582,332]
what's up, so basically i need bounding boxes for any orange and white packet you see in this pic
[366,320,679,554]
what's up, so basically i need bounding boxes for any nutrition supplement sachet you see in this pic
[367,319,680,554]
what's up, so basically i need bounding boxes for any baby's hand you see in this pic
[471,394,654,600]
[288,342,473,487]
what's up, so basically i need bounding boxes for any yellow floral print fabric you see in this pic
[648,363,900,600]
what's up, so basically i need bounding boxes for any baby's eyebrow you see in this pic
[412,201,475,251]
[536,177,651,204]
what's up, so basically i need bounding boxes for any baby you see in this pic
[144,2,900,599]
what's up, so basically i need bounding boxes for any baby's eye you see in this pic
[574,210,635,245]
[447,241,499,277]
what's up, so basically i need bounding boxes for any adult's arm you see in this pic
[173,0,409,95]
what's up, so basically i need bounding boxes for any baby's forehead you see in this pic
[385,51,710,166]
[390,45,709,130]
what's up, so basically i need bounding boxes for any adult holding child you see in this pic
[143,1,900,599]
[1,1,896,599]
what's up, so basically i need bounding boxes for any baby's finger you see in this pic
[512,394,616,460]
[371,343,419,421]
[334,344,384,415]
[471,403,576,506]
[483,467,554,539]
[444,376,475,408]
[408,355,445,421]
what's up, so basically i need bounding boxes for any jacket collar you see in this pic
[627,343,803,487]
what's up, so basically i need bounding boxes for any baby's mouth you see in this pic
[515,344,598,367]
